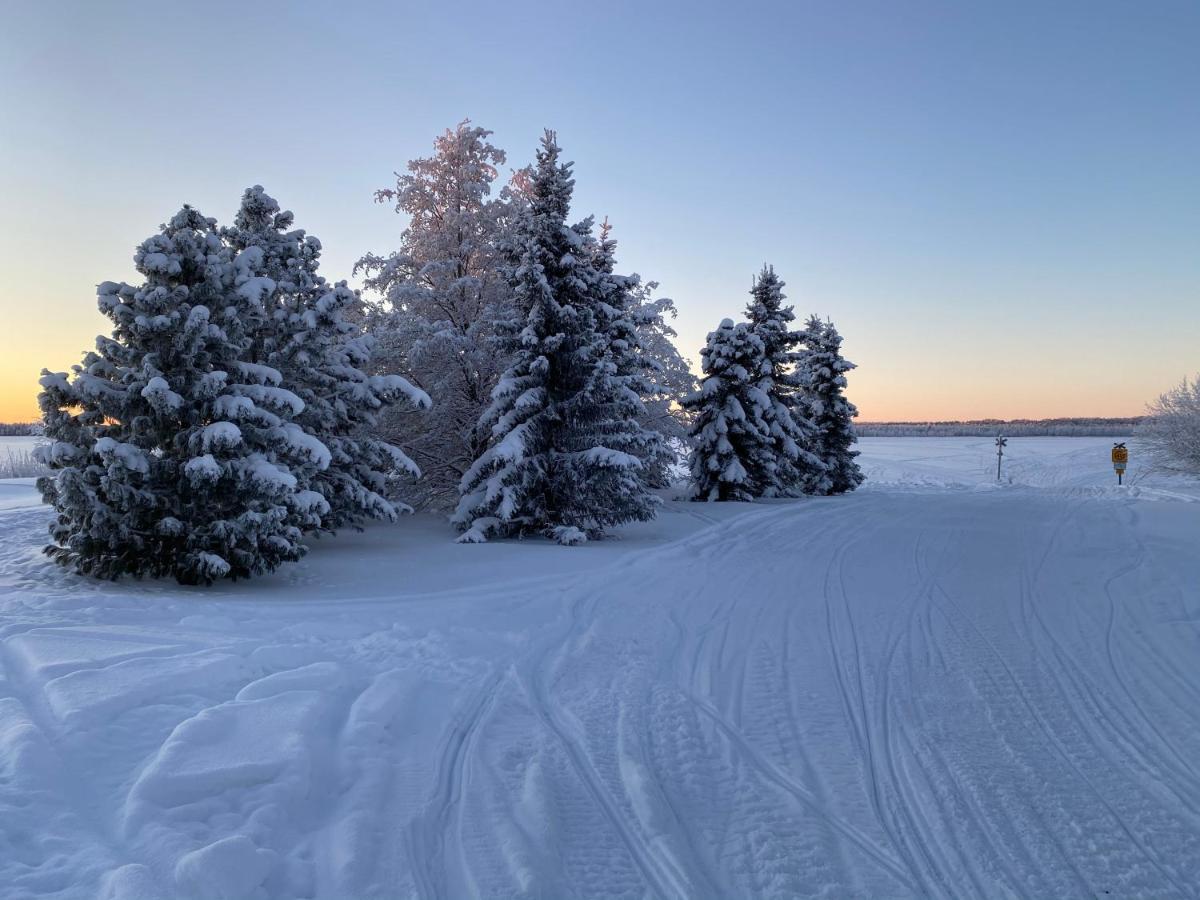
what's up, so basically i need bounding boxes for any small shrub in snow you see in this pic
[1,447,47,478]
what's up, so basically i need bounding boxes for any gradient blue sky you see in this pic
[2,0,1197,421]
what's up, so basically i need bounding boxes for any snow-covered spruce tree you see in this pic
[453,131,659,544]
[355,121,517,509]
[587,218,675,486]
[795,315,864,494]
[224,186,430,531]
[744,265,824,496]
[36,206,326,584]
[1139,376,1200,476]
[682,319,776,501]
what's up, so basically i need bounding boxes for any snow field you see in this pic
[1,437,1198,898]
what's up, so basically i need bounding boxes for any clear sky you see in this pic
[2,0,1197,422]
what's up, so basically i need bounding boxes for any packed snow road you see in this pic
[1,438,1198,898]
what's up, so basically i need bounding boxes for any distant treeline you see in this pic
[7,418,1144,438]
[857,418,1143,437]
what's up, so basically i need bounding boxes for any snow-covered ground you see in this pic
[1,437,1198,899]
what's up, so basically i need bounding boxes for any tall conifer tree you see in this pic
[796,315,864,494]
[744,265,824,495]
[37,207,325,583]
[226,186,430,531]
[587,219,674,485]
[453,132,658,543]
[683,319,776,501]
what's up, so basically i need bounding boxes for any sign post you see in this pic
[995,435,1007,482]
[1112,442,1129,486]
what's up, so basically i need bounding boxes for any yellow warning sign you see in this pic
[1112,446,1129,465]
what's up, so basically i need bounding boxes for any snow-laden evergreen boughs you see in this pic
[588,219,675,487]
[225,186,430,531]
[795,315,865,494]
[453,132,659,543]
[355,121,517,509]
[682,319,776,501]
[1138,376,1200,476]
[744,265,824,496]
[36,207,320,583]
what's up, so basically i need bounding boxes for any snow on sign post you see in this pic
[995,435,1007,482]
[1112,442,1129,485]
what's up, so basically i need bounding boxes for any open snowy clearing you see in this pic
[1,437,1198,899]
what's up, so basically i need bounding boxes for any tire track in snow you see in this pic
[1098,503,1200,795]
[670,498,920,894]
[520,499,892,897]
[932,501,1171,894]
[892,525,1060,897]
[406,668,507,900]
[928,581,1100,892]
[681,501,921,897]
[851,525,992,898]
[522,590,690,900]
[873,530,998,898]
[684,694,917,891]
[1015,502,1200,895]
[820,530,916,885]
[892,531,1042,897]
[819,513,964,896]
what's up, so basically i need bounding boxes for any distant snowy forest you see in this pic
[7,418,1144,438]
[857,417,1144,437]
[33,122,862,584]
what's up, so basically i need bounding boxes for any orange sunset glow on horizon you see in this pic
[0,280,1172,426]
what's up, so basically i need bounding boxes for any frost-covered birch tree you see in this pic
[453,131,659,543]
[1139,376,1200,476]
[37,207,327,583]
[355,121,517,509]
[795,315,864,494]
[629,281,695,455]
